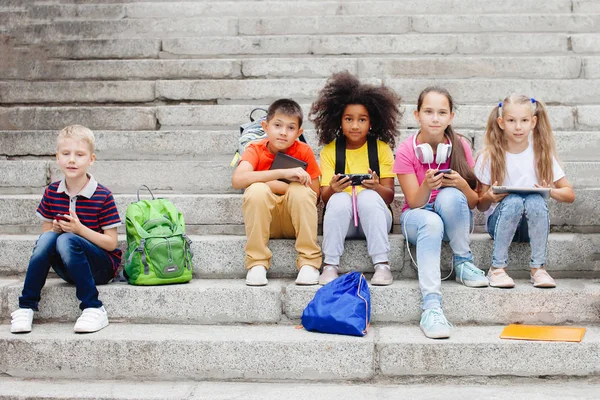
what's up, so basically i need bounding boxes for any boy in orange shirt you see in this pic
[232,99,322,286]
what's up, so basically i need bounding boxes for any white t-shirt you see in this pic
[474,139,565,219]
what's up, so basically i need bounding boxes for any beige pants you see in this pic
[242,182,322,270]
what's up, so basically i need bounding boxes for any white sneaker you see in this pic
[11,308,34,334]
[319,265,339,285]
[371,263,393,286]
[295,265,319,285]
[74,306,109,333]
[246,265,268,286]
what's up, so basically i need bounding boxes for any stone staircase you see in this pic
[1,0,600,397]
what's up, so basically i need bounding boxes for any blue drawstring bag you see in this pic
[301,271,371,337]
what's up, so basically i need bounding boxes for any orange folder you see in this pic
[500,324,586,342]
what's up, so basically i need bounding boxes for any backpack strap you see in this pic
[334,135,379,175]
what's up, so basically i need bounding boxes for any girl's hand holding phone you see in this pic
[361,169,380,190]
[440,169,467,190]
[424,169,444,190]
[330,174,351,193]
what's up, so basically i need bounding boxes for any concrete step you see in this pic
[5,56,596,80]
[1,233,598,279]
[3,129,598,162]
[1,278,599,325]
[1,159,598,194]
[1,103,584,131]
[20,0,577,22]
[151,78,600,105]
[1,190,599,234]
[0,323,598,380]
[4,77,600,105]
[0,81,156,104]
[1,377,600,400]
[28,33,576,60]
[13,15,600,44]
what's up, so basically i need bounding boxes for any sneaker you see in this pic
[10,308,34,334]
[295,265,319,285]
[455,261,489,288]
[246,265,268,286]
[371,263,393,286]
[74,306,109,333]
[319,265,339,285]
[420,308,452,339]
[530,268,556,288]
[487,268,515,288]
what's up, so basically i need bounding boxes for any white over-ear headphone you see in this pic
[412,133,452,166]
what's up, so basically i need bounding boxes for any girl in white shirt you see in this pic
[475,95,575,289]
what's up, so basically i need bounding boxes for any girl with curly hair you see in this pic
[394,87,487,339]
[309,71,401,286]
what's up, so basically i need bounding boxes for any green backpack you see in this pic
[124,186,193,285]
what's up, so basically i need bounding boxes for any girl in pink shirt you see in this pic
[393,87,487,339]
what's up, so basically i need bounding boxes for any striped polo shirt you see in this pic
[36,174,122,274]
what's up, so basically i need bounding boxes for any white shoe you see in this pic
[319,265,339,285]
[371,263,393,286]
[11,308,34,334]
[246,265,268,286]
[74,306,109,333]
[295,265,319,285]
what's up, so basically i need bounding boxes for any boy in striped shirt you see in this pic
[10,125,122,334]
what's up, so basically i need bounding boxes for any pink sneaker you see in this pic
[487,268,515,288]
[530,268,556,288]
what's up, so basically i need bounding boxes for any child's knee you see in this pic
[287,182,317,201]
[55,233,82,258]
[500,194,525,214]
[435,187,466,207]
[421,213,444,239]
[326,192,352,213]
[32,231,60,256]
[524,194,548,218]
[243,182,271,203]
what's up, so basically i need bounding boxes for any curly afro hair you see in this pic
[309,71,402,147]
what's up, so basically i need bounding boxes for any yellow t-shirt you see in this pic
[320,138,395,194]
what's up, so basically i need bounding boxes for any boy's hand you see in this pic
[361,168,380,190]
[424,169,444,190]
[58,209,83,235]
[51,219,63,234]
[282,167,311,186]
[485,181,509,203]
[330,174,351,193]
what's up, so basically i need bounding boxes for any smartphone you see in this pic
[339,173,373,186]
[434,169,452,176]
[55,214,70,222]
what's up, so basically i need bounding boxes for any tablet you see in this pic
[269,152,308,183]
[492,186,551,198]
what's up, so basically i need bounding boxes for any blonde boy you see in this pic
[232,99,322,286]
[10,125,122,334]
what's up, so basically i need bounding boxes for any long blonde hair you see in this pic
[481,95,557,185]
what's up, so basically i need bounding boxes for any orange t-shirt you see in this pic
[241,139,321,180]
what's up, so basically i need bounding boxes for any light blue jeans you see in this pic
[401,187,474,310]
[322,189,392,266]
[487,193,549,269]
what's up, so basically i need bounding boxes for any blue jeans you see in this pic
[19,232,115,311]
[487,193,549,269]
[401,187,474,310]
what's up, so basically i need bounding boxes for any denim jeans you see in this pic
[19,231,115,311]
[322,189,393,266]
[487,193,549,269]
[401,187,474,310]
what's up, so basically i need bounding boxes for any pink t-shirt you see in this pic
[393,133,475,212]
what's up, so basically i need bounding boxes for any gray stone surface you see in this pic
[239,16,411,35]
[2,233,598,279]
[41,39,161,59]
[0,160,48,192]
[1,59,242,80]
[572,34,600,53]
[377,325,600,377]
[242,58,358,79]
[584,56,600,78]
[577,106,600,130]
[0,107,157,130]
[0,130,237,159]
[574,0,600,12]
[2,377,600,400]
[19,18,238,43]
[285,279,600,324]
[0,323,375,381]
[359,56,583,79]
[0,279,17,321]
[457,33,567,54]
[0,81,155,104]
[27,4,126,20]
[3,279,283,324]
